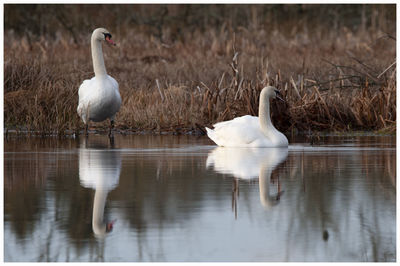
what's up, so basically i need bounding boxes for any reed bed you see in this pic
[4,5,396,135]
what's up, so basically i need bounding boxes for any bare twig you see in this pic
[290,76,301,99]
[377,61,396,79]
[305,75,362,89]
[346,51,376,74]
[322,59,381,84]
[155,79,164,102]
[218,72,225,89]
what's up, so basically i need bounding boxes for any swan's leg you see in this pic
[108,120,114,138]
[84,104,90,137]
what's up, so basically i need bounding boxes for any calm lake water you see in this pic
[4,134,396,262]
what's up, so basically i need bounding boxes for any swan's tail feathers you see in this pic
[205,127,218,145]
[77,104,88,124]
[205,127,214,138]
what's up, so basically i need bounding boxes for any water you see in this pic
[4,135,396,262]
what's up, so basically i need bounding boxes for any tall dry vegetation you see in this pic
[4,4,396,135]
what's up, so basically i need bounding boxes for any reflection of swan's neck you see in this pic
[91,34,107,77]
[259,95,278,139]
[259,165,276,208]
[92,188,108,236]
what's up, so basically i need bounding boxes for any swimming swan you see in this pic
[77,28,121,137]
[206,86,288,147]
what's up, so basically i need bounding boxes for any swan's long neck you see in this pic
[91,35,107,77]
[92,188,108,235]
[259,94,277,137]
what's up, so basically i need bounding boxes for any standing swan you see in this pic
[206,86,288,147]
[77,28,121,137]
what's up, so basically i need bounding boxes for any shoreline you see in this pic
[4,127,396,139]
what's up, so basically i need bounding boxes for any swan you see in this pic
[79,138,121,237]
[206,147,288,208]
[206,86,288,147]
[77,28,121,137]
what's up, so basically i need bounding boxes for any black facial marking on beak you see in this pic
[103,33,112,39]
[275,89,285,102]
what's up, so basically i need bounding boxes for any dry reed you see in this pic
[4,5,396,135]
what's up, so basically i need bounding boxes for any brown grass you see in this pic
[4,5,396,135]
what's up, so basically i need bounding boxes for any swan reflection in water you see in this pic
[206,147,288,212]
[79,139,121,237]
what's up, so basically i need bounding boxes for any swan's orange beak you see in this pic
[105,36,116,46]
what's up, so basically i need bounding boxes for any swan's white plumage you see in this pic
[77,28,121,126]
[77,75,121,123]
[206,115,271,147]
[206,86,288,147]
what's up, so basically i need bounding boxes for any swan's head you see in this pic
[261,86,284,102]
[92,28,116,46]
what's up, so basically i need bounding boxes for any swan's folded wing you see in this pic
[208,115,264,147]
[212,115,258,129]
[78,77,96,99]
[77,78,96,118]
[109,76,122,106]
